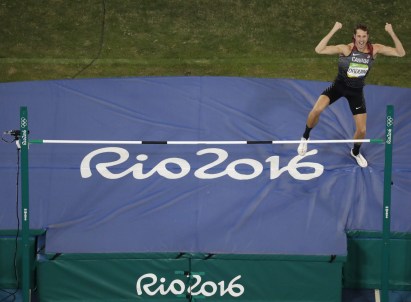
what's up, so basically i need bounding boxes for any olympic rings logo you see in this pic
[386,116,393,127]
[20,117,28,128]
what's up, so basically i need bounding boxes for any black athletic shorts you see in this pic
[321,81,366,115]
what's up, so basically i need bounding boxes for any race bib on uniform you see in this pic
[347,62,369,78]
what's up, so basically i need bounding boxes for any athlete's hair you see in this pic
[352,23,373,54]
[354,24,369,35]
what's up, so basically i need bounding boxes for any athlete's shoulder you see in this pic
[371,43,384,53]
[339,43,353,56]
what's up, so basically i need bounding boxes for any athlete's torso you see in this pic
[336,48,374,88]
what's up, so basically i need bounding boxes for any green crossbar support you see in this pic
[381,105,394,302]
[20,106,31,302]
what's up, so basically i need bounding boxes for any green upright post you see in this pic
[20,106,30,302]
[381,105,394,302]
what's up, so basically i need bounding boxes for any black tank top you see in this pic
[335,49,374,88]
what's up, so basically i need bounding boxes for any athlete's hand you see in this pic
[385,23,394,34]
[332,22,342,32]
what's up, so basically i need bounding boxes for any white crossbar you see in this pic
[29,139,383,145]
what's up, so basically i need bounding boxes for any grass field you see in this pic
[0,0,410,87]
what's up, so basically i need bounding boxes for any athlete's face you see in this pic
[354,29,369,52]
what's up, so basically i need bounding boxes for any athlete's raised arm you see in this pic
[315,22,351,56]
[373,23,406,57]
